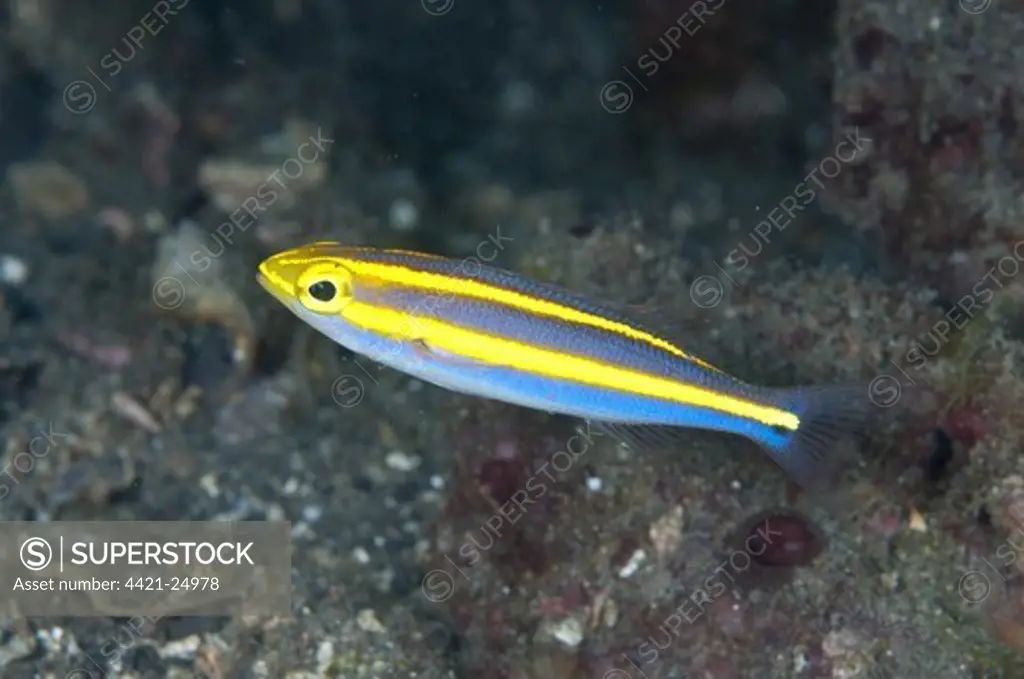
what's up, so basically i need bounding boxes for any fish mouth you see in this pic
[256,269,298,309]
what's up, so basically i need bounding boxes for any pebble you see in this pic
[792,649,811,674]
[198,157,325,213]
[543,616,584,649]
[908,508,927,532]
[384,451,420,471]
[601,597,619,627]
[617,548,647,579]
[352,547,371,564]
[8,161,89,218]
[35,627,64,654]
[356,608,386,634]
[822,629,869,679]
[199,473,220,498]
[315,640,334,673]
[0,255,28,285]
[158,635,201,660]
[649,506,684,562]
[291,523,314,539]
[586,476,602,492]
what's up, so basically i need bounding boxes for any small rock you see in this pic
[537,616,585,650]
[199,473,220,498]
[617,548,646,579]
[198,127,327,214]
[315,640,334,674]
[8,161,88,218]
[384,451,420,472]
[152,223,255,369]
[157,634,201,660]
[600,596,618,628]
[908,508,927,532]
[356,608,386,634]
[822,629,870,679]
[0,255,28,285]
[649,505,684,563]
[0,633,34,669]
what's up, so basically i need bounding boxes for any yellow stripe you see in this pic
[345,300,800,430]
[339,257,723,372]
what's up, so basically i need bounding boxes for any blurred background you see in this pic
[1,0,1024,677]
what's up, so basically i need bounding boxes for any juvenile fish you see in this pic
[258,243,873,486]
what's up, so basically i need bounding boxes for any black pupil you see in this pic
[308,281,336,302]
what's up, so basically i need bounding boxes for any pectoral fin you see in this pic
[411,339,500,369]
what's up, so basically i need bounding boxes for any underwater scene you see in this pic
[0,0,1020,677]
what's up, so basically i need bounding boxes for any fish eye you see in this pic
[308,280,336,302]
[295,264,353,314]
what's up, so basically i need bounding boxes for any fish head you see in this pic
[258,242,452,365]
[257,242,357,325]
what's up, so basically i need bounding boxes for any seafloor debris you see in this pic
[7,161,88,219]
[151,221,255,376]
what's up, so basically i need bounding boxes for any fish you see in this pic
[257,242,875,487]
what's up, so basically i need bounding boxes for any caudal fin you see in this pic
[757,383,884,488]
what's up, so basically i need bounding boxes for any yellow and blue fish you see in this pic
[257,243,872,486]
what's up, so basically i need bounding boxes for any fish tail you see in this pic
[755,383,878,488]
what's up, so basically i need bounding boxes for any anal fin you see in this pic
[590,421,694,451]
